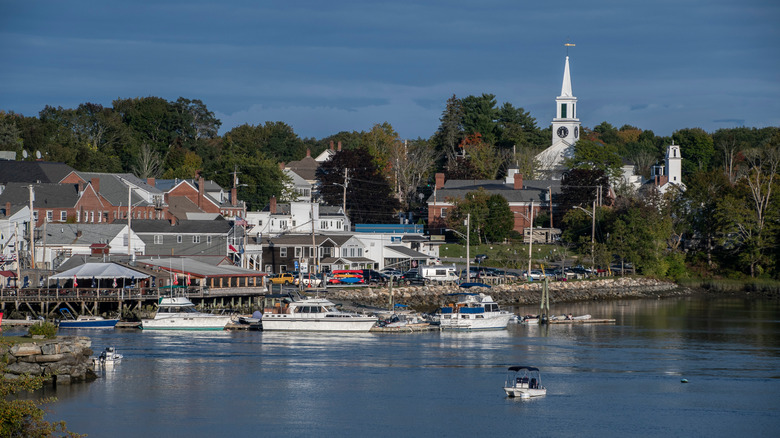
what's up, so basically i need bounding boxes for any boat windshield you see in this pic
[158,305,199,313]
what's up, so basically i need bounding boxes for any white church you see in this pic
[535,55,684,193]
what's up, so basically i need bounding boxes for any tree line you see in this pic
[1,96,779,279]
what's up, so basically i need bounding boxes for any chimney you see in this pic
[306,148,311,158]
[231,187,237,207]
[77,182,84,193]
[4,202,10,217]
[337,141,342,152]
[147,177,155,187]
[90,177,100,193]
[514,173,523,190]
[270,196,277,214]
[198,176,205,209]
[329,141,334,151]
[435,173,445,190]
[279,162,285,170]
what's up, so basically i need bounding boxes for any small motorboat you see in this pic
[503,366,547,398]
[95,347,123,366]
[519,314,540,324]
[57,308,119,329]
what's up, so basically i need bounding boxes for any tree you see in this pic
[446,188,491,244]
[0,111,23,153]
[131,142,163,179]
[484,194,514,242]
[461,94,498,145]
[556,168,609,225]
[436,94,465,163]
[460,133,508,180]
[173,97,221,140]
[673,128,715,178]
[391,138,439,211]
[316,147,400,224]
[564,137,623,183]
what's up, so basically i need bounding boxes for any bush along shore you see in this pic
[1,336,97,385]
[324,277,776,312]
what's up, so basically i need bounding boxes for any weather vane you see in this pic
[565,40,575,56]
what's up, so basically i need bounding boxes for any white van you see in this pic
[421,265,459,283]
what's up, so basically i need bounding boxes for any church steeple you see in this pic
[552,55,580,144]
[560,55,573,97]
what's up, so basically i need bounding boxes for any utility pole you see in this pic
[127,184,132,258]
[549,186,553,229]
[465,213,470,282]
[311,201,317,287]
[527,200,534,278]
[14,226,21,289]
[28,184,35,270]
[591,200,596,274]
[342,168,349,214]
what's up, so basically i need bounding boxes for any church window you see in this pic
[561,104,567,118]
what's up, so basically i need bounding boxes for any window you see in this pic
[46,211,53,222]
[280,247,287,257]
[309,247,316,257]
[60,211,67,221]
[207,236,212,245]
[75,211,79,222]
[154,235,163,244]
[561,103,567,118]
[295,247,302,257]
[440,208,447,218]
[90,211,94,222]
[176,235,182,244]
[193,236,201,243]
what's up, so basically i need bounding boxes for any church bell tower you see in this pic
[551,56,581,146]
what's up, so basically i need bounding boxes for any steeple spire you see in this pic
[560,56,573,97]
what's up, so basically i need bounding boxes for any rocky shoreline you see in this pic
[324,277,753,311]
[2,336,97,385]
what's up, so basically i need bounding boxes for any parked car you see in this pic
[401,269,427,285]
[361,269,388,285]
[380,268,403,278]
[297,273,324,287]
[269,272,296,285]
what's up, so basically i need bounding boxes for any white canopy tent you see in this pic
[49,263,150,281]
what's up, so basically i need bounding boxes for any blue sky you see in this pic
[1,0,778,140]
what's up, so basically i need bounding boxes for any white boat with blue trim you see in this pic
[503,366,547,398]
[437,293,513,330]
[141,297,230,331]
[262,296,377,332]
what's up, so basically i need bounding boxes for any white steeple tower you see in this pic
[536,54,583,178]
[551,56,580,145]
[665,142,682,185]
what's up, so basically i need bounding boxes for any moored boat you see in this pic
[141,297,230,330]
[503,366,547,398]
[437,293,513,330]
[262,296,377,332]
[57,308,119,329]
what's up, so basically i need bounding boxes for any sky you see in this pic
[1,0,778,140]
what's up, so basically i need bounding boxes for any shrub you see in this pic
[28,321,58,339]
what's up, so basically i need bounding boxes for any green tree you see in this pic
[461,94,498,145]
[673,128,715,178]
[484,194,514,242]
[565,137,623,183]
[446,188,491,244]
[316,147,401,224]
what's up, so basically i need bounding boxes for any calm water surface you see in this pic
[18,297,780,437]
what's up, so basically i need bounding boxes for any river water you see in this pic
[13,296,780,437]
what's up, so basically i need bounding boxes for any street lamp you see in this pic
[573,202,596,274]
[445,213,470,282]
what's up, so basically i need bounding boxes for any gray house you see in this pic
[131,219,236,259]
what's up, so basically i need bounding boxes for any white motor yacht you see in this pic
[141,297,231,330]
[437,293,513,330]
[262,296,377,332]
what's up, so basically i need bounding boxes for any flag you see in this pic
[73,275,78,287]
[186,274,191,285]
[235,218,248,227]
[173,276,178,285]
[229,244,238,252]
[112,278,117,288]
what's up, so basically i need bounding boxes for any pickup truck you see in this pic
[269,273,296,285]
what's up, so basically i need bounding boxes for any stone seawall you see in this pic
[327,277,682,310]
[2,336,97,385]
